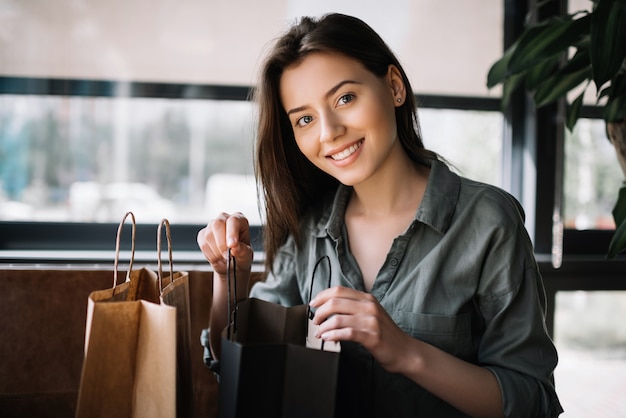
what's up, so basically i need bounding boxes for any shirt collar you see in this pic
[313,159,460,239]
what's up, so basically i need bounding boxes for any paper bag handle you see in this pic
[156,218,175,294]
[113,211,137,288]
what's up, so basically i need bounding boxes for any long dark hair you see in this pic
[254,13,436,272]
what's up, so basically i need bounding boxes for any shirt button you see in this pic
[390,258,398,266]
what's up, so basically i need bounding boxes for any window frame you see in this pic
[0,71,620,264]
[1,0,624,268]
[0,75,502,264]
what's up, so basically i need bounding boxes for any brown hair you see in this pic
[254,13,436,272]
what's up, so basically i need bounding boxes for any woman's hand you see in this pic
[309,286,505,417]
[309,286,412,373]
[197,212,254,276]
[197,212,254,359]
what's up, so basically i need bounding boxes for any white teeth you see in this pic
[331,141,362,161]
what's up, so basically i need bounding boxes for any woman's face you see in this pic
[280,52,405,187]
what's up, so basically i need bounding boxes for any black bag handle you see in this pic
[226,248,238,340]
[306,255,332,350]
[225,253,332,347]
[201,248,237,375]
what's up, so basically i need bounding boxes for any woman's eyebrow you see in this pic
[286,80,361,116]
[325,80,360,99]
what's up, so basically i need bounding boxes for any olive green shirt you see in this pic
[250,159,563,417]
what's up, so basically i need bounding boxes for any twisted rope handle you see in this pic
[157,218,175,295]
[113,211,136,289]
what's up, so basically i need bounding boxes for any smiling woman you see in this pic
[2,2,625,417]
[197,13,562,418]
[280,51,426,291]
[280,52,404,186]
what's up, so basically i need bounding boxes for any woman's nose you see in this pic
[319,112,345,143]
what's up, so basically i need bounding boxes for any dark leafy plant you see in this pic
[487,0,626,258]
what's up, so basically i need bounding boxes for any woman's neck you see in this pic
[349,150,429,218]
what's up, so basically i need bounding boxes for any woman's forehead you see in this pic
[279,52,373,103]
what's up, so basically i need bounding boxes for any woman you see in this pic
[197,13,562,418]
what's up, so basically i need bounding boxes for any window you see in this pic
[420,109,503,186]
[0,98,502,226]
[0,0,504,258]
[0,94,257,225]
[564,119,622,231]
[554,291,626,417]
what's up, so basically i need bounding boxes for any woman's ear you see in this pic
[388,65,406,106]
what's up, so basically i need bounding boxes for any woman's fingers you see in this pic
[225,212,251,254]
[309,286,377,323]
[315,310,380,341]
[309,285,368,305]
[309,286,411,371]
[197,212,253,274]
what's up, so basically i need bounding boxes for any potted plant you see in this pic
[487,0,626,258]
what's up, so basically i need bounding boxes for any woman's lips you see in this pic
[329,139,363,161]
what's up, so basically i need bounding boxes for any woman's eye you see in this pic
[338,94,354,106]
[297,115,313,127]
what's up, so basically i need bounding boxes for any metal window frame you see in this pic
[1,0,623,269]
[0,76,503,263]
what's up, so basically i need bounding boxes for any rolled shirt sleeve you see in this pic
[475,218,562,417]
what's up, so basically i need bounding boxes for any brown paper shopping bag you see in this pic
[75,212,176,418]
[157,218,194,418]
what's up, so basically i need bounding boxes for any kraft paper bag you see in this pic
[217,254,339,418]
[158,218,194,418]
[76,297,177,418]
[75,212,177,418]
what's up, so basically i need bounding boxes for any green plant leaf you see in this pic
[613,186,626,226]
[524,57,559,91]
[608,187,626,258]
[534,66,591,108]
[607,217,626,259]
[566,90,585,131]
[604,95,626,123]
[487,46,516,88]
[604,70,626,121]
[590,0,626,90]
[501,72,526,108]
[612,71,626,97]
[564,45,592,73]
[509,13,590,74]
[598,85,611,100]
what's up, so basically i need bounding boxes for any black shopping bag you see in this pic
[218,255,339,418]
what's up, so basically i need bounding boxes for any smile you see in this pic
[330,140,363,161]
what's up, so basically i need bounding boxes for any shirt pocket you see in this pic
[394,311,473,358]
